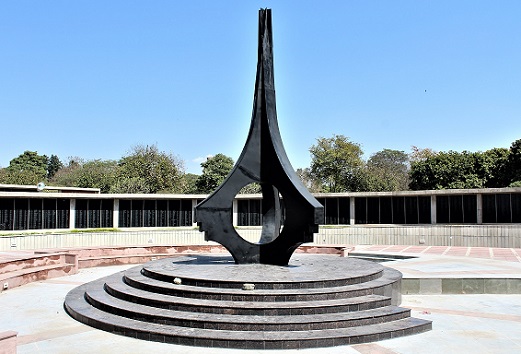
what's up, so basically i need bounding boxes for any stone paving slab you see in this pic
[354,245,521,262]
[0,264,520,353]
[353,245,521,294]
[384,256,521,279]
[3,248,521,352]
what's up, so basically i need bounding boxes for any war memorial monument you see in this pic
[64,9,431,349]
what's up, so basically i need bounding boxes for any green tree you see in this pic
[51,158,117,193]
[366,149,409,191]
[479,148,509,187]
[309,135,366,192]
[179,173,199,194]
[50,157,83,187]
[239,182,262,194]
[506,139,521,185]
[3,151,48,185]
[0,168,7,183]
[115,144,184,193]
[409,151,476,190]
[110,177,150,194]
[409,146,437,163]
[296,167,323,193]
[195,154,234,193]
[47,154,63,179]
[76,160,118,192]
[408,148,510,190]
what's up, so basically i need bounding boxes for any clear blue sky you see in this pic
[1,1,520,174]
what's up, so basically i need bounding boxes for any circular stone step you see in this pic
[140,255,384,289]
[64,254,431,349]
[122,266,401,302]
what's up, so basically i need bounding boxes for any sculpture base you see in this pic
[64,255,431,349]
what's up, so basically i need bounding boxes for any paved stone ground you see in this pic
[2,247,521,353]
[355,245,521,263]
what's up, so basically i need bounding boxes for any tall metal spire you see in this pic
[195,9,323,265]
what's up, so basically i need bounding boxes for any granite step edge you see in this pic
[65,287,431,349]
[140,263,384,289]
[124,267,401,301]
[104,277,392,314]
[85,285,411,330]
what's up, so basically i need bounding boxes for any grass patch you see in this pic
[319,225,352,229]
[70,228,120,233]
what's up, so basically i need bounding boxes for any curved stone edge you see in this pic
[62,257,430,349]
[124,267,398,303]
[140,256,385,289]
[84,287,412,331]
[65,283,431,349]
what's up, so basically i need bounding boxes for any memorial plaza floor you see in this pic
[1,245,521,353]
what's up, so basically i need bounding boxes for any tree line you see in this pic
[1,137,520,194]
[307,135,520,192]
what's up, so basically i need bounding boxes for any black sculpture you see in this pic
[195,9,323,266]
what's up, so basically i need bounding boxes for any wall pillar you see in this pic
[191,199,198,227]
[477,194,483,224]
[232,199,238,226]
[431,196,437,224]
[113,199,119,228]
[69,199,76,229]
[349,198,355,225]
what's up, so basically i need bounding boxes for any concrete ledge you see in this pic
[402,278,521,294]
[0,331,17,354]
[0,245,348,291]
[0,253,78,292]
[297,245,353,256]
[3,225,521,252]
[0,253,68,274]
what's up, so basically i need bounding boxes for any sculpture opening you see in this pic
[235,183,285,244]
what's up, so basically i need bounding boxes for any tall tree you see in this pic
[296,167,323,193]
[506,139,521,186]
[50,157,84,187]
[309,135,366,192]
[366,149,409,191]
[179,173,200,194]
[110,177,151,194]
[114,144,184,193]
[195,154,234,193]
[409,146,437,163]
[47,154,63,179]
[76,160,118,193]
[409,148,511,190]
[3,151,48,185]
[51,158,117,193]
[478,148,509,187]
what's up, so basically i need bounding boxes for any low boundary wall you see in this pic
[0,244,348,293]
[316,225,521,248]
[1,224,520,251]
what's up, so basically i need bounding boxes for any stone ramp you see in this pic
[64,255,431,349]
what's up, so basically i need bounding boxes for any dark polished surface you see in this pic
[64,254,431,348]
[142,255,384,286]
[195,9,323,265]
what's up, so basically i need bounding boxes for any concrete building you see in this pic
[0,185,520,250]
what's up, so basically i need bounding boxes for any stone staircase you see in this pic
[0,252,77,291]
[65,255,431,349]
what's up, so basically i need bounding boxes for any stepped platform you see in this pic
[64,255,431,349]
[0,252,77,291]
